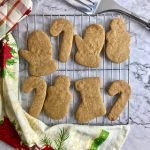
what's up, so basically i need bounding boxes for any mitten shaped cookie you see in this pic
[107,80,131,121]
[22,76,47,118]
[106,18,130,63]
[50,18,73,62]
[44,76,72,120]
[19,30,57,76]
[75,77,106,123]
[75,24,105,67]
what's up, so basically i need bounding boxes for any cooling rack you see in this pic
[12,13,130,126]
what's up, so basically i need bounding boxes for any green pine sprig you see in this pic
[54,128,69,150]
[41,135,52,146]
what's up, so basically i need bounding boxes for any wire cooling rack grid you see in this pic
[12,14,130,126]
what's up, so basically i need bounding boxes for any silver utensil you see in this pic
[65,0,150,29]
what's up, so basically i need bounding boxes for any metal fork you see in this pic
[65,0,150,29]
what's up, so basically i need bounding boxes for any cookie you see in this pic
[106,18,130,63]
[50,18,73,62]
[75,24,105,67]
[22,76,47,118]
[107,80,131,121]
[19,30,57,76]
[44,76,72,120]
[75,77,106,123]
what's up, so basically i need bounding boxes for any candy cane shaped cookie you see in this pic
[50,19,73,62]
[22,77,47,118]
[107,80,131,121]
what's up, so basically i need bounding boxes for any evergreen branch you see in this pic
[61,145,67,150]
[41,135,52,146]
[54,128,69,150]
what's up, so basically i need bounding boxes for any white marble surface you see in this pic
[1,0,150,149]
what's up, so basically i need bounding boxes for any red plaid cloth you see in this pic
[0,0,32,39]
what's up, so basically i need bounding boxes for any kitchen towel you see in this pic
[0,33,130,150]
[0,0,32,40]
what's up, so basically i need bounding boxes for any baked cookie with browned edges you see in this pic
[22,76,47,118]
[44,75,72,120]
[75,77,106,123]
[19,30,57,76]
[107,80,131,121]
[75,24,105,67]
[106,18,130,63]
[50,18,73,62]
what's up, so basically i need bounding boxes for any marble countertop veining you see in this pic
[1,0,150,149]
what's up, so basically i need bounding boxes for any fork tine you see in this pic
[77,0,93,5]
[88,0,94,2]
[65,0,93,14]
[76,0,93,8]
[77,0,98,9]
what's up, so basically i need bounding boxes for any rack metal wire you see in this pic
[12,14,130,126]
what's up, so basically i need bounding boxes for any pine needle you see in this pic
[41,135,52,146]
[54,128,69,150]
